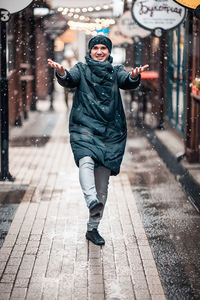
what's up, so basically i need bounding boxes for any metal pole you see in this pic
[185,11,196,162]
[49,38,55,111]
[157,33,166,129]
[30,9,37,111]
[0,19,14,181]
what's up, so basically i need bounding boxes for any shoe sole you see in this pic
[89,202,103,217]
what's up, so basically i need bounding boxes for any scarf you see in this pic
[85,55,115,104]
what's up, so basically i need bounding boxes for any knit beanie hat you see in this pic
[88,35,112,53]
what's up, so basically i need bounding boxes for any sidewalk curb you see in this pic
[141,124,200,213]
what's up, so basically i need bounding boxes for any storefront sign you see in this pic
[0,9,10,22]
[0,0,34,14]
[132,0,186,37]
[118,11,150,39]
[173,0,200,18]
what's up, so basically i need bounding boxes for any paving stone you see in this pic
[11,287,27,298]
[88,274,103,284]
[73,287,87,299]
[0,293,10,300]
[14,277,29,288]
[148,283,165,295]
[89,283,104,294]
[0,100,166,300]
[0,250,11,262]
[0,283,13,294]
[42,279,58,299]
[89,266,103,275]
[88,294,104,300]
[0,261,7,275]
[1,273,16,283]
[7,257,22,267]
[10,250,24,259]
[151,295,166,300]
[134,288,151,300]
[4,265,18,275]
[17,268,32,279]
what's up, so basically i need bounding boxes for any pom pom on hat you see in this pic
[88,35,112,53]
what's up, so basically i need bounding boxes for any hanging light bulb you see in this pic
[95,18,101,23]
[88,7,94,12]
[103,5,109,10]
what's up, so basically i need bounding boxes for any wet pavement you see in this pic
[123,117,200,299]
[0,95,166,300]
[0,185,27,248]
[0,91,199,299]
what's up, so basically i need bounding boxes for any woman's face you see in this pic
[90,44,110,62]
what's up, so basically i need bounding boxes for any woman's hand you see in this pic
[131,64,149,79]
[47,59,66,77]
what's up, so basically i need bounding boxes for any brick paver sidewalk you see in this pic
[0,101,166,299]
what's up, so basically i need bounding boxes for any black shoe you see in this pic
[89,200,103,217]
[86,229,105,246]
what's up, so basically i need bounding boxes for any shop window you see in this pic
[166,23,187,136]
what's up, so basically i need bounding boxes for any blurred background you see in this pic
[1,0,200,165]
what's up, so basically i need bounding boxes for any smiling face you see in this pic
[90,44,110,62]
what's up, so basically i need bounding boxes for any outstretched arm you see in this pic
[47,59,66,76]
[117,64,149,90]
[48,58,80,88]
[130,64,149,79]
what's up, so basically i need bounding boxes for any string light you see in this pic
[57,3,114,34]
[95,18,101,23]
[62,8,68,15]
[67,18,115,34]
[57,3,112,14]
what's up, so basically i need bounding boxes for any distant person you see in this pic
[48,35,148,246]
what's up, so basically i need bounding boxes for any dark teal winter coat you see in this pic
[56,55,140,175]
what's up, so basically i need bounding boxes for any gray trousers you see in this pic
[79,156,111,231]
